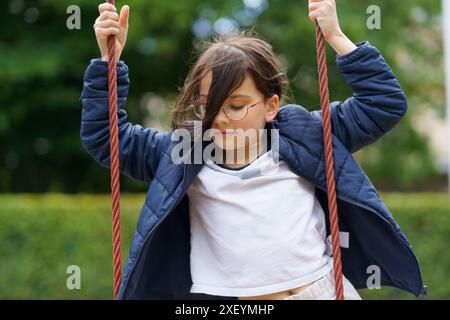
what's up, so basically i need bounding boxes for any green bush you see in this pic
[359,192,450,300]
[0,193,448,299]
[0,193,141,299]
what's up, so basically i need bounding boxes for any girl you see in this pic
[81,0,425,299]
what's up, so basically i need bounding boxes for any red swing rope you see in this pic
[315,22,344,300]
[106,0,122,301]
[104,0,343,300]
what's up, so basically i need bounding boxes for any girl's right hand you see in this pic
[94,3,129,63]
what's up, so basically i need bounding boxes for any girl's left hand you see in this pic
[308,0,343,41]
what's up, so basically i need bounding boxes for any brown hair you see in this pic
[170,29,291,137]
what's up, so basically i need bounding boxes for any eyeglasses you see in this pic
[190,98,265,121]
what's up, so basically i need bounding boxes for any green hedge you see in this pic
[0,193,448,299]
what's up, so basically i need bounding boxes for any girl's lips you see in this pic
[213,129,234,135]
[210,129,237,136]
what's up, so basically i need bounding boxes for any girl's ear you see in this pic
[264,95,279,122]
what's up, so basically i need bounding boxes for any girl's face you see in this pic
[199,71,279,151]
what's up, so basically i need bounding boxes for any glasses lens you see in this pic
[224,105,246,121]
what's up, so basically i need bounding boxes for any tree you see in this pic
[0,0,442,192]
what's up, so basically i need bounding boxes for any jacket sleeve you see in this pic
[80,58,168,182]
[310,41,408,154]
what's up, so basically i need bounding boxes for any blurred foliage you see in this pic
[0,0,445,192]
[0,193,140,299]
[0,192,448,299]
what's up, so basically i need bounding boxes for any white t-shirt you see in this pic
[186,149,333,297]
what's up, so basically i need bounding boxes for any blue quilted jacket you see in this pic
[80,41,426,299]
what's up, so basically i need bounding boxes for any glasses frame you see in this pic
[192,98,265,121]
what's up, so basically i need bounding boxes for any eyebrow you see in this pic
[199,94,251,98]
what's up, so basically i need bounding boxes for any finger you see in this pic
[308,2,321,11]
[98,2,117,14]
[311,0,334,9]
[98,11,119,22]
[308,8,321,22]
[95,27,120,37]
[119,5,129,29]
[94,19,120,29]
[308,0,332,9]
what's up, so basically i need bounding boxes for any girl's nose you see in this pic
[212,107,229,126]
